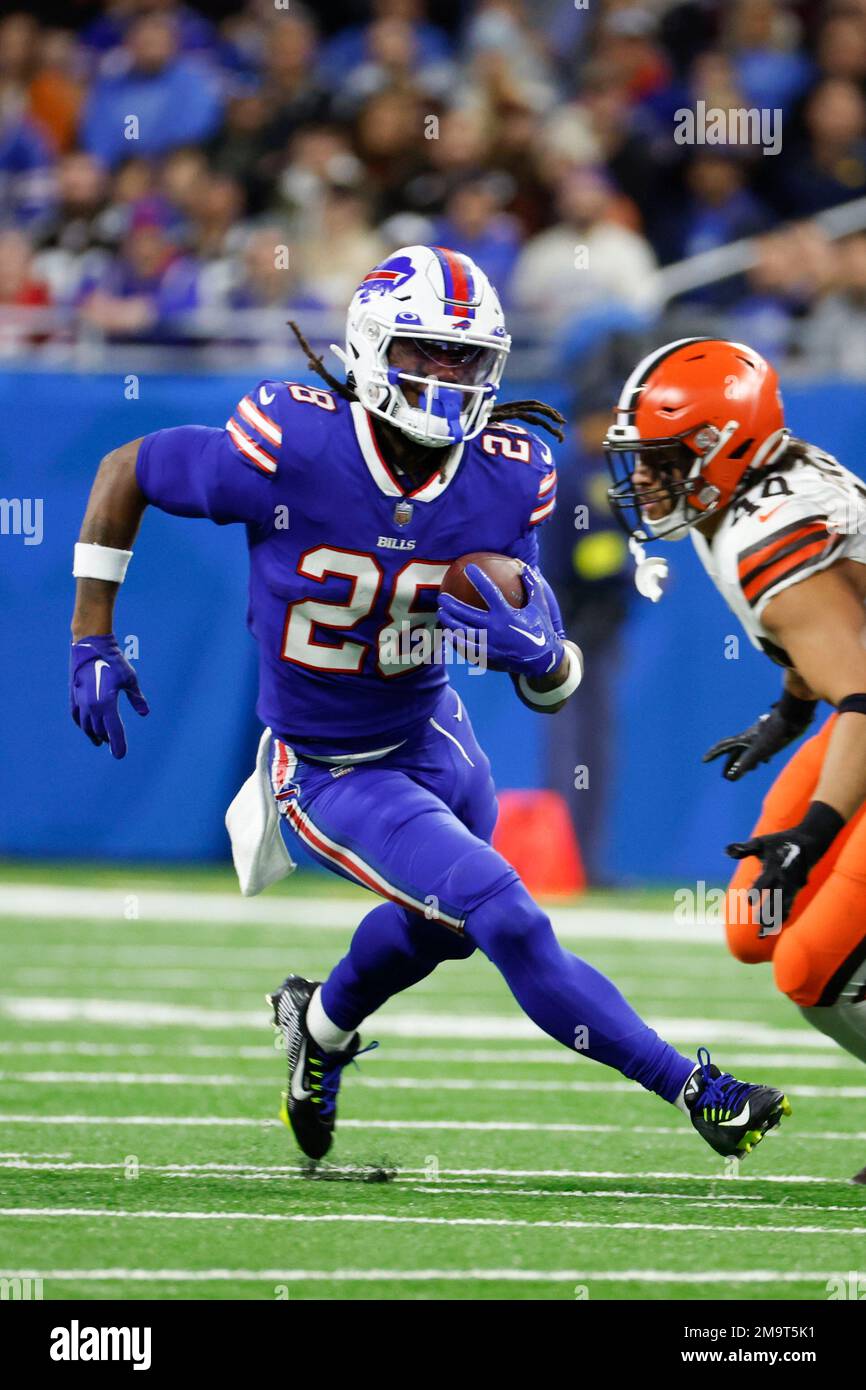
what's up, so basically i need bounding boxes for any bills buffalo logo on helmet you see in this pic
[356,255,416,303]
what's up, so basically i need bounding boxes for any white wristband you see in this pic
[518,640,584,707]
[73,542,133,584]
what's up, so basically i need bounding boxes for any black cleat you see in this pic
[685,1046,792,1160]
[267,974,373,1160]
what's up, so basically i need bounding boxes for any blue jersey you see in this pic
[136,381,558,757]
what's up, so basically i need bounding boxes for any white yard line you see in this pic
[0,947,714,972]
[0,1159,852,1213]
[0,1113,273,1127]
[0,883,715,942]
[0,1070,271,1087]
[0,1267,841,1285]
[335,1118,863,1139]
[0,1151,72,1159]
[0,1206,862,1236]
[0,997,266,1029]
[6,971,752,1004]
[0,1155,850,1183]
[0,1112,861,1140]
[0,885,364,930]
[0,947,334,967]
[412,1185,861,1215]
[0,1041,855,1070]
[364,1047,856,1069]
[2,1069,862,1100]
[0,994,834,1048]
[7,972,279,990]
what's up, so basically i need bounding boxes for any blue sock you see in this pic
[465,880,695,1102]
[321,901,474,1031]
[321,887,694,1104]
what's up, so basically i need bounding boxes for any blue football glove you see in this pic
[70,633,150,759]
[437,563,565,678]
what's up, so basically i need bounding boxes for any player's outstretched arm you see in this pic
[70,439,150,759]
[702,667,819,780]
[726,567,866,927]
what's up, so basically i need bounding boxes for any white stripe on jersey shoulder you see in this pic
[530,495,556,526]
[350,401,464,502]
[238,394,282,447]
[226,417,278,475]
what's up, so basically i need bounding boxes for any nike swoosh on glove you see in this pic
[70,633,150,759]
[726,800,845,935]
[437,563,565,678]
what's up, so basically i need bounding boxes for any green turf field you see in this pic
[0,864,863,1302]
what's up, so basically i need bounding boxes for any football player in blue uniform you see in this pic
[70,245,791,1162]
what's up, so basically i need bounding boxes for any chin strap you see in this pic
[629,536,669,602]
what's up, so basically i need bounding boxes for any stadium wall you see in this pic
[3,372,865,883]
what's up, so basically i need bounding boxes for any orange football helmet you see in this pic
[605,337,787,540]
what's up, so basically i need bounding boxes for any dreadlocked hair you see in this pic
[487,399,566,442]
[288,320,567,442]
[288,320,355,401]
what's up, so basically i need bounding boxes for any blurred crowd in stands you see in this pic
[3,0,866,376]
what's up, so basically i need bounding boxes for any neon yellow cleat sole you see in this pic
[735,1095,792,1156]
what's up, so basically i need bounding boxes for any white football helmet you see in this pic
[332,244,511,448]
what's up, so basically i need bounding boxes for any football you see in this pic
[440,551,528,610]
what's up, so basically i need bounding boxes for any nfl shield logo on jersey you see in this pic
[393,500,413,526]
